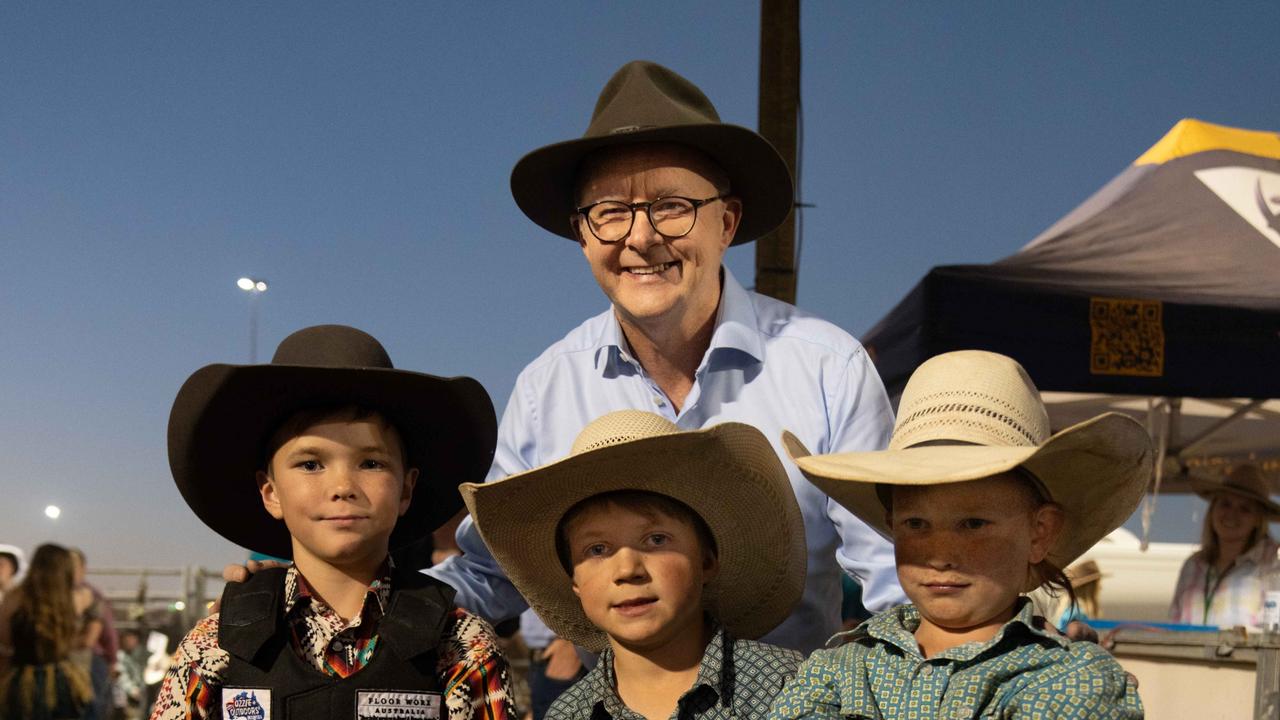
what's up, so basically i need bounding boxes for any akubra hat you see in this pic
[168,325,497,560]
[1190,463,1280,517]
[510,60,794,246]
[784,350,1154,579]
[460,410,806,653]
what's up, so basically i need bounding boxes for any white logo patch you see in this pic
[355,690,441,719]
[1194,167,1280,250]
[222,688,270,720]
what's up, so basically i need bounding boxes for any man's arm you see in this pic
[424,382,538,623]
[826,350,907,612]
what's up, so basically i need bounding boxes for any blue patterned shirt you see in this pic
[548,627,803,720]
[768,599,1143,719]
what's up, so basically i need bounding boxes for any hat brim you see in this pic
[168,364,496,560]
[510,123,794,246]
[785,413,1153,572]
[1189,477,1280,517]
[461,423,806,653]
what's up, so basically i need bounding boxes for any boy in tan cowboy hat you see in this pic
[154,325,517,720]
[462,410,809,720]
[770,350,1150,719]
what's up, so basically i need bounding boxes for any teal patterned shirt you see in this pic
[768,599,1143,719]
[547,626,803,720]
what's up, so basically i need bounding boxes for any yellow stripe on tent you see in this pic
[1134,118,1280,165]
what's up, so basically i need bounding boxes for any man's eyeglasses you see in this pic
[574,194,727,243]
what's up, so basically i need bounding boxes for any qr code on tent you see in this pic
[1089,297,1164,377]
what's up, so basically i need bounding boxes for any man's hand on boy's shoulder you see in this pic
[540,638,583,681]
[222,559,286,584]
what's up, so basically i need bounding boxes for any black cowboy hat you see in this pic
[167,325,496,560]
[510,60,794,246]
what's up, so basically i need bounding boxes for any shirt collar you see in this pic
[590,622,733,718]
[864,597,1064,663]
[592,267,764,373]
[282,559,394,620]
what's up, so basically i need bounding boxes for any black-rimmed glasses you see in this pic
[574,194,727,243]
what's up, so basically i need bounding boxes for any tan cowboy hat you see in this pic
[783,350,1154,572]
[461,410,806,652]
[510,60,793,246]
[168,325,496,559]
[1190,463,1280,517]
[1065,559,1106,588]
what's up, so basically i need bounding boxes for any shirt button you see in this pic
[330,639,344,652]
[920,665,933,677]
[653,396,666,407]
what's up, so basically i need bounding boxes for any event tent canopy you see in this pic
[861,119,1280,487]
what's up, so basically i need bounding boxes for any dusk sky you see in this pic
[2,2,1276,572]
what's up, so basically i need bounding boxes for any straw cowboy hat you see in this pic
[1190,463,1280,517]
[461,410,806,652]
[783,350,1154,573]
[168,325,496,559]
[510,60,794,246]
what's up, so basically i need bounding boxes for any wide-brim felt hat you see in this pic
[510,60,794,246]
[1190,463,1280,517]
[784,350,1154,577]
[168,325,497,560]
[461,410,806,653]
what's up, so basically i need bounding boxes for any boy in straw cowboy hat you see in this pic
[154,325,517,720]
[462,410,809,720]
[770,351,1150,719]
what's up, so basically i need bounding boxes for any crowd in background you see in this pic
[0,544,170,720]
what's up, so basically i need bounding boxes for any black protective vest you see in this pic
[215,567,454,720]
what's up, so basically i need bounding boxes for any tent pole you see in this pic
[1172,398,1266,455]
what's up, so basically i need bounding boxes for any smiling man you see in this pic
[429,61,904,680]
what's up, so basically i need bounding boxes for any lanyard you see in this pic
[1202,561,1237,625]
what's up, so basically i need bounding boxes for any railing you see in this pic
[88,566,226,632]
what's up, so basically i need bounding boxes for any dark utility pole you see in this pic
[755,0,800,304]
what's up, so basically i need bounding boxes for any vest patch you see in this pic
[223,688,270,720]
[355,690,441,719]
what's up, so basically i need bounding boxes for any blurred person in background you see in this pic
[139,631,170,719]
[70,548,117,720]
[1170,464,1280,627]
[0,543,94,719]
[112,629,146,720]
[0,547,22,605]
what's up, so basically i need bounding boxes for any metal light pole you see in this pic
[236,277,268,362]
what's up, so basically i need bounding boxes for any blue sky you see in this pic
[2,2,1276,570]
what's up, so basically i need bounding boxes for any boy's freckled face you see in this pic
[891,474,1057,637]
[568,503,716,651]
[257,418,417,570]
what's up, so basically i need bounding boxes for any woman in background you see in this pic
[1170,464,1280,627]
[0,543,94,720]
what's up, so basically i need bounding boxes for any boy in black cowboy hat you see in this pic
[153,325,516,720]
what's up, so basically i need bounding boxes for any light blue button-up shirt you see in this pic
[428,269,905,653]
